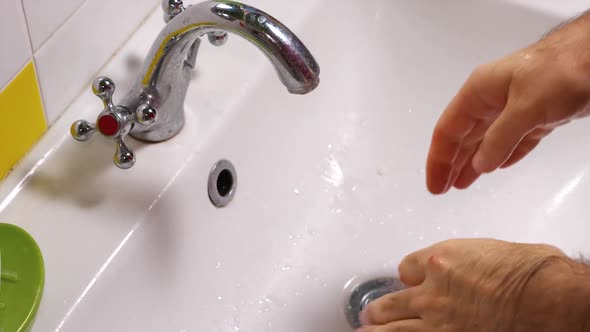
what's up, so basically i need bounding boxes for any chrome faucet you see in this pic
[71,0,320,169]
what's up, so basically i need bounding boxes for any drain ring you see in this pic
[345,277,406,329]
[208,159,237,207]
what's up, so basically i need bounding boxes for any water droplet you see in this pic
[293,188,300,195]
[217,296,223,301]
[351,185,358,192]
[216,262,222,269]
[436,226,441,231]
[408,108,413,113]
[257,15,267,24]
[282,264,292,271]
[232,316,241,331]
[419,236,424,241]
[406,207,415,213]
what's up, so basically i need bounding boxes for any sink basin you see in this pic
[1,0,589,331]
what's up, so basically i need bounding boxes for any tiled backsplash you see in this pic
[0,0,157,180]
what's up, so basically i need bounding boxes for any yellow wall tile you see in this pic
[0,61,47,180]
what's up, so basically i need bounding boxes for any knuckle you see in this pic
[426,297,448,313]
[408,295,440,313]
[436,240,458,257]
[511,61,533,81]
[470,63,492,81]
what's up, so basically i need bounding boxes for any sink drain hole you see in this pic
[208,160,237,207]
[217,169,233,197]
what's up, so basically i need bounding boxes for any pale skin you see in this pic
[359,10,590,332]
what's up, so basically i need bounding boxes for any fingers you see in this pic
[446,144,479,192]
[398,247,434,286]
[455,127,549,187]
[426,62,512,194]
[426,129,463,194]
[472,99,542,173]
[500,128,552,169]
[499,139,541,169]
[357,320,428,332]
[361,288,421,325]
[453,154,481,189]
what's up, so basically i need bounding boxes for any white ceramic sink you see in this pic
[1,1,590,331]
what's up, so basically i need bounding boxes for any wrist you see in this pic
[540,257,590,332]
[513,255,590,332]
[543,11,590,75]
[564,259,590,332]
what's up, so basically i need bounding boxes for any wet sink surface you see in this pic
[1,1,590,331]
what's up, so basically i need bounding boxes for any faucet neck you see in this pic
[120,0,319,142]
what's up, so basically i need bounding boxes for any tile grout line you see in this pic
[28,0,91,53]
[19,0,47,124]
[48,1,161,128]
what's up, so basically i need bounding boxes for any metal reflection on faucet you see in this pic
[71,0,320,169]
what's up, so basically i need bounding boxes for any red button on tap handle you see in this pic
[70,76,158,169]
[97,114,119,137]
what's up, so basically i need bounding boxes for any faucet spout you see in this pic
[120,0,321,142]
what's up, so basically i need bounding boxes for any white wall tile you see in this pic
[0,0,32,89]
[34,0,158,124]
[22,0,87,51]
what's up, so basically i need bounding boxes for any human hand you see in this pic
[358,239,590,332]
[427,13,590,194]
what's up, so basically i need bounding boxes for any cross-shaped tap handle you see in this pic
[70,77,158,169]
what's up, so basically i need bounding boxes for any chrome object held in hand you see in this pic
[71,0,320,169]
